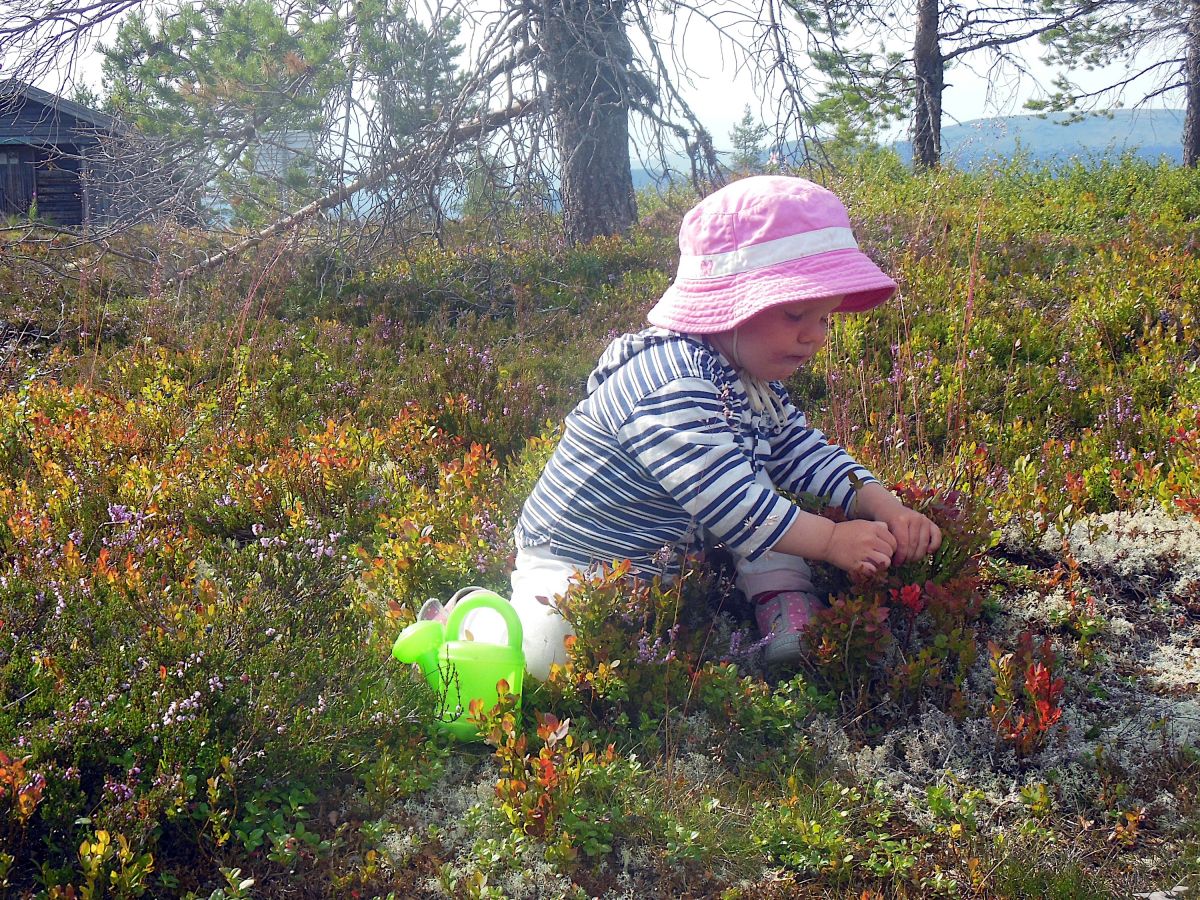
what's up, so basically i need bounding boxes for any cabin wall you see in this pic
[34,146,84,225]
[0,93,112,227]
[0,145,35,216]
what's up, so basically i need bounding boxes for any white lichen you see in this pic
[818,509,1200,834]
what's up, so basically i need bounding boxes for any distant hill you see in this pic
[631,167,685,192]
[893,109,1185,168]
[633,109,1185,190]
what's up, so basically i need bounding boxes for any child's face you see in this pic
[720,296,841,382]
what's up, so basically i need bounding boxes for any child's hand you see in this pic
[875,506,942,565]
[824,520,897,577]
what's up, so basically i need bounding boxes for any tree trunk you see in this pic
[911,0,943,171]
[541,0,637,245]
[1185,0,1200,167]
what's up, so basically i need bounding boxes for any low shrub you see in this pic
[800,482,995,726]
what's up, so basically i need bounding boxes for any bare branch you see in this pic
[0,0,142,84]
[168,99,535,283]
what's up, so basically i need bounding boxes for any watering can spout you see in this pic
[391,620,445,685]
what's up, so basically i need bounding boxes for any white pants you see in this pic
[470,474,815,679]
[460,544,582,681]
[473,543,814,681]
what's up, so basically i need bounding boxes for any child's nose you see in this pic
[798,324,826,345]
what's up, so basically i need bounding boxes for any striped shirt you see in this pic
[515,328,877,576]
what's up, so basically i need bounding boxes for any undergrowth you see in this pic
[2,156,1199,897]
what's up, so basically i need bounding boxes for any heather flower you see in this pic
[105,780,135,802]
[108,504,134,525]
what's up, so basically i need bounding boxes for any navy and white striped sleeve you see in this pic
[765,399,878,514]
[615,377,801,561]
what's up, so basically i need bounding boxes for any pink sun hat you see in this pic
[647,176,897,334]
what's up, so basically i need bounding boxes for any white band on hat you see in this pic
[677,226,858,280]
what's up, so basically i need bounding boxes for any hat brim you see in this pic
[647,248,897,334]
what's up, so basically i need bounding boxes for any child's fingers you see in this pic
[910,520,935,559]
[891,519,915,564]
[865,545,892,573]
[858,553,889,577]
[831,521,898,575]
[868,525,897,566]
[901,522,922,562]
[928,522,943,553]
[890,515,941,563]
[855,541,893,576]
[908,521,926,561]
[873,521,898,552]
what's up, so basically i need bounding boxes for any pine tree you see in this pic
[1032,0,1200,167]
[791,0,1117,169]
[729,105,770,172]
[100,0,464,225]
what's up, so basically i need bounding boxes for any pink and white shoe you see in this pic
[417,598,448,623]
[417,586,489,625]
[753,590,823,667]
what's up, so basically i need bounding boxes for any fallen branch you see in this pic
[166,99,536,285]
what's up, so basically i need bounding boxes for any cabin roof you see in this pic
[0,135,49,147]
[0,79,116,132]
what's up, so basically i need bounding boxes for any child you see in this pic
[506,176,941,678]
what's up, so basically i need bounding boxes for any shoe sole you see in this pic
[762,633,803,667]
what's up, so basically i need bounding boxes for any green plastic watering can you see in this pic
[391,591,525,741]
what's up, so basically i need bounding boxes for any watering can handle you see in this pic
[448,585,488,606]
[443,591,524,651]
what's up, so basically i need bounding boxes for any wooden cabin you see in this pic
[0,81,122,227]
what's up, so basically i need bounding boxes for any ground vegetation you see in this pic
[1,156,1199,897]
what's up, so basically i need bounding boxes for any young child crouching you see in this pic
[503,176,941,678]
